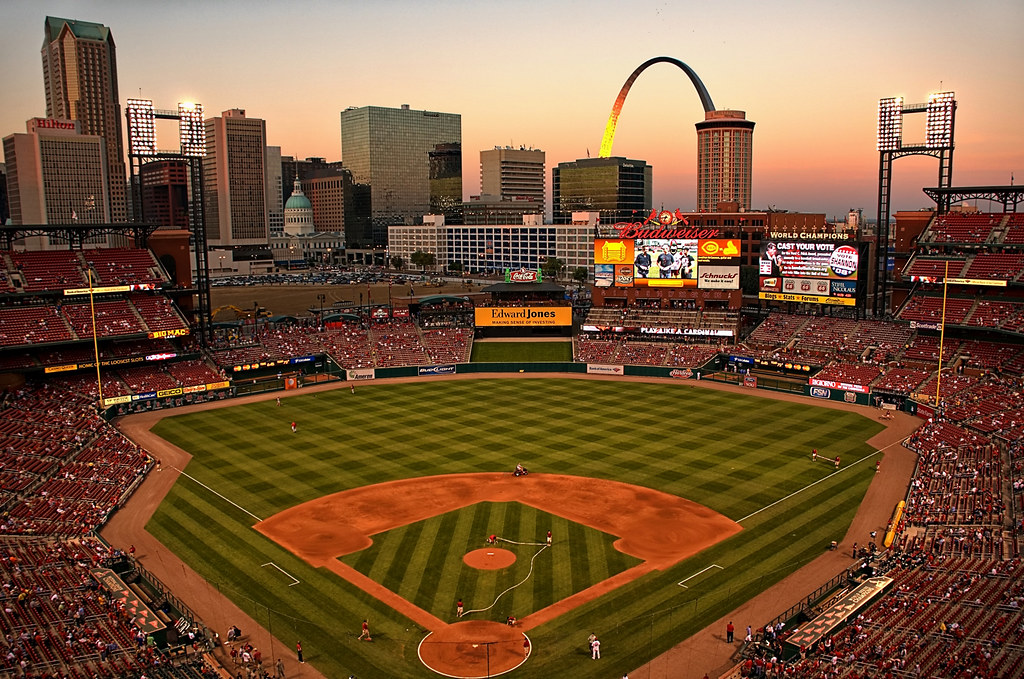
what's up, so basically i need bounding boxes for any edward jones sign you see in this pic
[475,307,572,327]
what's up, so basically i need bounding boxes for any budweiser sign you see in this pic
[613,209,721,240]
[505,268,541,283]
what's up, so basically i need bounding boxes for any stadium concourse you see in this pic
[0,232,1022,678]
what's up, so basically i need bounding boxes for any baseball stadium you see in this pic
[2,192,1024,679]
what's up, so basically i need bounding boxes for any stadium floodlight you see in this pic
[877,97,902,151]
[179,102,206,157]
[926,91,955,149]
[126,99,157,155]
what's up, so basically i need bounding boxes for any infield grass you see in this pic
[342,502,642,622]
[147,378,884,678]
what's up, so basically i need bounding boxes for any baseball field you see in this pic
[145,377,884,678]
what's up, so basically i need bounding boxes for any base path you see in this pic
[101,372,922,679]
[255,472,741,631]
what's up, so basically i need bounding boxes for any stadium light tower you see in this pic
[126,98,212,346]
[874,91,956,315]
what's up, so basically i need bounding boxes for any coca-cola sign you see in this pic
[504,268,541,283]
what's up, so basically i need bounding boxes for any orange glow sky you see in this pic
[2,0,1022,220]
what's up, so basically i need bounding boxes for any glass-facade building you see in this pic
[340,105,462,246]
[552,157,651,225]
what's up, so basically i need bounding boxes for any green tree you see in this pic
[410,250,436,272]
[389,255,405,270]
[572,266,589,286]
[541,256,565,281]
[447,261,464,273]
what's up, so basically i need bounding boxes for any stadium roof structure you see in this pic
[0,222,162,249]
[417,294,472,305]
[923,185,1024,213]
[480,282,566,294]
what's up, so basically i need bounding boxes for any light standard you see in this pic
[218,255,225,273]
[288,245,295,270]
[316,293,326,327]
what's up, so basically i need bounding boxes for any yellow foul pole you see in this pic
[89,269,104,409]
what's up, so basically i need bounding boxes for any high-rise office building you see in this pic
[265,146,283,236]
[3,117,109,225]
[203,109,268,246]
[695,109,754,212]
[340,104,462,245]
[42,17,127,222]
[0,163,9,225]
[480,146,545,208]
[552,157,651,225]
[139,159,189,228]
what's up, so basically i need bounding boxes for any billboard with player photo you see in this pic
[759,241,865,306]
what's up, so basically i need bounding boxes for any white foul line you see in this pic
[677,563,723,588]
[737,439,902,524]
[261,562,300,587]
[172,466,263,522]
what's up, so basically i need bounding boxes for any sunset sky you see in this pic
[2,0,1022,220]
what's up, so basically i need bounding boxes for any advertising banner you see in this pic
[91,568,167,632]
[419,365,456,376]
[759,240,863,306]
[505,268,542,283]
[697,265,740,290]
[475,307,572,327]
[809,377,869,394]
[347,368,376,381]
[586,364,624,375]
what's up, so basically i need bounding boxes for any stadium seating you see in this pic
[927,212,1000,243]
[8,250,87,292]
[0,305,76,346]
[83,247,165,286]
[963,252,1024,281]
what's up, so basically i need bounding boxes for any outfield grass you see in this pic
[470,341,572,362]
[147,378,883,678]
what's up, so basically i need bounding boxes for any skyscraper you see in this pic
[340,104,462,245]
[42,17,127,222]
[3,117,109,225]
[203,109,268,246]
[552,157,651,225]
[480,146,546,207]
[695,110,754,212]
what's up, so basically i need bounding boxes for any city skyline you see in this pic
[2,0,1022,221]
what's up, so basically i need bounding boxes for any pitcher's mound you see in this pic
[463,547,516,570]
[419,620,529,678]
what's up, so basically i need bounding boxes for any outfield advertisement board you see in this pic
[594,237,740,289]
[475,307,572,327]
[809,377,869,394]
[419,365,456,376]
[347,368,376,381]
[587,364,624,375]
[758,240,866,306]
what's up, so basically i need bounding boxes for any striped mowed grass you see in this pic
[147,378,883,678]
[341,502,642,622]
